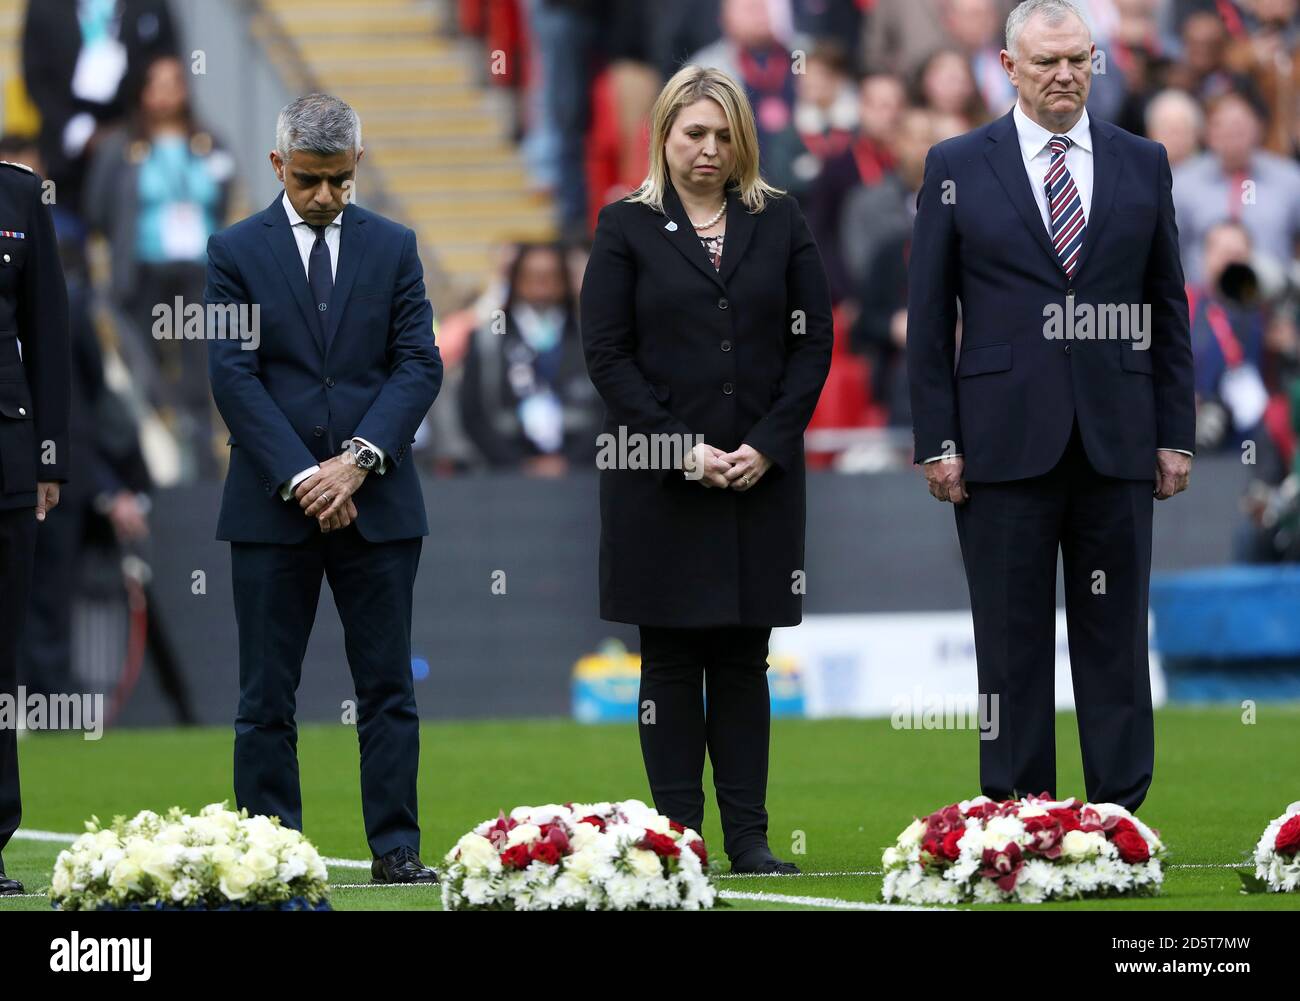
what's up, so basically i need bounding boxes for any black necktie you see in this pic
[308,224,333,332]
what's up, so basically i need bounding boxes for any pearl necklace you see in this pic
[689,200,727,231]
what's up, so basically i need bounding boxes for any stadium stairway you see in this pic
[257,0,558,301]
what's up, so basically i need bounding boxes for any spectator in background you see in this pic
[849,110,959,425]
[862,0,958,77]
[1173,89,1300,284]
[1101,0,1176,137]
[1145,87,1204,166]
[688,0,806,188]
[805,72,906,302]
[21,0,178,215]
[522,0,601,241]
[84,54,234,481]
[1166,10,1259,101]
[912,48,990,130]
[948,0,1018,115]
[459,241,601,473]
[1223,0,1300,154]
[788,41,860,191]
[1187,220,1271,452]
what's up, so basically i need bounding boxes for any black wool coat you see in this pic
[580,180,833,627]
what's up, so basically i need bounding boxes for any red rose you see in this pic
[501,844,531,870]
[941,829,964,861]
[1274,815,1300,857]
[1112,830,1150,864]
[530,840,562,865]
[578,815,606,832]
[639,830,681,857]
[669,820,686,834]
[688,839,708,867]
[544,825,571,855]
[1048,808,1081,833]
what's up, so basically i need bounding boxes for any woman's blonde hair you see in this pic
[625,64,784,215]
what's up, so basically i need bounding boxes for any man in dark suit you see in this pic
[206,94,442,882]
[0,159,71,895]
[22,0,178,214]
[907,0,1195,812]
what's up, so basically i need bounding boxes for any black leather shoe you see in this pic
[0,872,24,895]
[371,845,438,884]
[729,847,801,875]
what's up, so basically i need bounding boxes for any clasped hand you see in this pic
[685,442,771,491]
[295,455,367,532]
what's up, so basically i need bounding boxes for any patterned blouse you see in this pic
[699,232,724,271]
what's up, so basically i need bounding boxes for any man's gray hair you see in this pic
[275,93,362,160]
[1005,0,1089,57]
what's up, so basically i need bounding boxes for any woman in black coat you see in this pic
[580,65,833,874]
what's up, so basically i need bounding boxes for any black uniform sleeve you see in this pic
[18,171,71,483]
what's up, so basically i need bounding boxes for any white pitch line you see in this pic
[717,869,880,879]
[719,890,940,911]
[11,829,75,844]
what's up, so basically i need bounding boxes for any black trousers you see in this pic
[231,526,422,858]
[637,625,773,860]
[954,421,1155,812]
[0,507,37,865]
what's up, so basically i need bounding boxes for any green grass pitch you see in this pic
[2,706,1298,911]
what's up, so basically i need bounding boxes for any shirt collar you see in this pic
[281,191,343,230]
[1013,101,1092,160]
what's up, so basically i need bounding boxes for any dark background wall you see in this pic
[117,455,1255,726]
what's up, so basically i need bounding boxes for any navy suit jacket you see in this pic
[206,195,442,543]
[906,109,1195,482]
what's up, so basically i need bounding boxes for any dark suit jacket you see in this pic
[906,109,1196,482]
[581,181,832,627]
[0,163,70,510]
[205,195,442,543]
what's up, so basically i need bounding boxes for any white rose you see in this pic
[506,824,542,847]
[218,863,256,901]
[453,833,498,872]
[243,847,278,882]
[626,847,663,879]
[108,859,144,894]
[569,823,601,852]
[1061,829,1105,861]
[898,819,925,848]
[138,844,179,885]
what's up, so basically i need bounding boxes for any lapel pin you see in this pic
[665,220,678,232]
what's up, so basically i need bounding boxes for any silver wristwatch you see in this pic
[342,438,379,470]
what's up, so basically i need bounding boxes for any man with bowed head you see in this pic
[206,93,442,883]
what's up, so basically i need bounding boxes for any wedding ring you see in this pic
[741,476,749,486]
[321,493,331,504]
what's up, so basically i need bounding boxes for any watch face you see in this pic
[357,447,378,469]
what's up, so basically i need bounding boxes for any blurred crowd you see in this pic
[1,0,1299,578]
[459,0,1300,560]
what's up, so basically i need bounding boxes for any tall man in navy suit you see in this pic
[907,0,1195,812]
[206,94,442,882]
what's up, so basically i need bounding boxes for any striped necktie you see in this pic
[1046,135,1086,276]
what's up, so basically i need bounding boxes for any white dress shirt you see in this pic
[1014,100,1092,236]
[277,192,387,499]
[923,104,1191,464]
